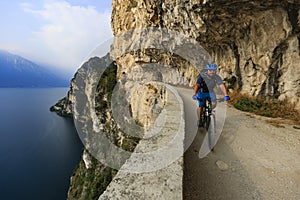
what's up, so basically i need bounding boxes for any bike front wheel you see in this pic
[207,114,216,151]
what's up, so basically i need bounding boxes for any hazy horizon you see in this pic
[0,0,113,77]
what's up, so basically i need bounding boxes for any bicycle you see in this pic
[198,97,224,151]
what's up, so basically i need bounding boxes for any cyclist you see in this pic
[192,63,230,127]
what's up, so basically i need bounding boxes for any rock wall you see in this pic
[99,83,185,200]
[111,0,300,108]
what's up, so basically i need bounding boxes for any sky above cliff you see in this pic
[0,0,113,76]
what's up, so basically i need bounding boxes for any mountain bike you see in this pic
[199,97,224,151]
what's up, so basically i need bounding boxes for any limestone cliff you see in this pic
[52,53,168,199]
[111,0,300,109]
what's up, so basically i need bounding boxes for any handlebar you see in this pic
[193,95,230,102]
[196,97,225,102]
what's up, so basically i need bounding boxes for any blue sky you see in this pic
[0,0,113,76]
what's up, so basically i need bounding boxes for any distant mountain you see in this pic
[0,50,69,87]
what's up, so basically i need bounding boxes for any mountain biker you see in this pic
[192,63,230,127]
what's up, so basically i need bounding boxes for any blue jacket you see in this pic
[196,71,223,93]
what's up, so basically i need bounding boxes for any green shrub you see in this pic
[230,91,300,125]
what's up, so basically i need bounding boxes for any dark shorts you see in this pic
[197,92,216,107]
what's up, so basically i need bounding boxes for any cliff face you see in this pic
[54,53,168,199]
[111,0,300,108]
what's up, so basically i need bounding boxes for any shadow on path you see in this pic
[183,118,262,200]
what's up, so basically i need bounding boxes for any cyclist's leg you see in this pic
[197,92,205,117]
[197,106,203,120]
[197,92,209,127]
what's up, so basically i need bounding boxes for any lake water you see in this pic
[0,88,83,200]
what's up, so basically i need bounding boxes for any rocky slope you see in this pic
[111,0,300,109]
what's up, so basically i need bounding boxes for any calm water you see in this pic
[0,88,83,200]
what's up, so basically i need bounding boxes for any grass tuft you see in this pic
[229,91,300,125]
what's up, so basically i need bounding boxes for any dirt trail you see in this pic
[177,87,300,200]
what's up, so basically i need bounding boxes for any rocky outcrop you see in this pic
[50,95,73,117]
[111,0,300,109]
[64,55,119,200]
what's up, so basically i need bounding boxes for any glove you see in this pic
[224,95,230,101]
[192,95,198,100]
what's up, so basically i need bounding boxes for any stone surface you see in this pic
[216,160,229,171]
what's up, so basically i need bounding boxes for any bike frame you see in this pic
[198,97,224,150]
[199,97,214,131]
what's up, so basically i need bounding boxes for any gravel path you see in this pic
[177,87,300,200]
